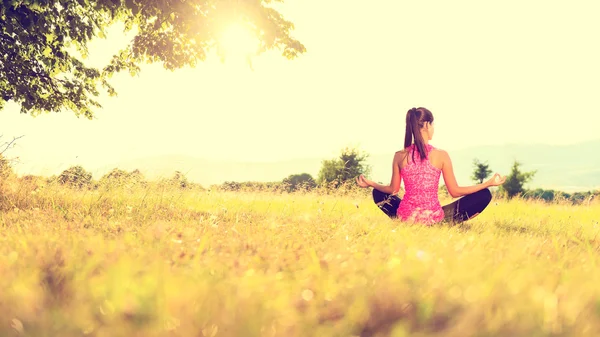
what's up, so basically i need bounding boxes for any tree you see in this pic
[221,181,241,191]
[500,161,536,199]
[528,188,555,202]
[317,159,343,187]
[0,1,306,118]
[471,158,492,184]
[282,173,316,192]
[170,171,189,189]
[100,168,129,183]
[100,168,146,188]
[318,147,370,187]
[58,165,92,188]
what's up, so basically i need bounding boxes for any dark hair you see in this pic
[404,107,434,163]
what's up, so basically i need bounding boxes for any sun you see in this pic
[218,23,258,60]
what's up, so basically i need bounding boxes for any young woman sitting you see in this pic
[356,107,506,225]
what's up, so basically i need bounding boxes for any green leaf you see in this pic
[45,33,56,43]
[42,46,52,57]
[29,2,43,12]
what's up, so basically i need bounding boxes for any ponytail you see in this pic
[404,110,414,150]
[403,107,433,163]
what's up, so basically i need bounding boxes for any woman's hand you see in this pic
[486,173,506,187]
[356,174,372,188]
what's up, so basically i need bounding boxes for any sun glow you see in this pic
[218,23,258,59]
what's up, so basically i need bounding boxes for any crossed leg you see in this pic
[441,188,492,224]
[372,188,492,224]
[372,189,401,219]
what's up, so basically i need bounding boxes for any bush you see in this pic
[317,147,370,188]
[57,166,92,189]
[282,173,316,192]
[100,168,147,189]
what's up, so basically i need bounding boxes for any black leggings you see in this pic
[372,188,492,224]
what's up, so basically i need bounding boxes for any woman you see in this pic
[356,107,506,225]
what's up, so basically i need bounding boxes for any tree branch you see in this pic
[0,135,24,155]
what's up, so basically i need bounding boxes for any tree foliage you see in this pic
[0,0,306,117]
[523,188,598,205]
[500,161,536,199]
[527,188,556,202]
[168,171,189,189]
[471,158,492,184]
[318,147,370,187]
[317,159,343,186]
[282,173,316,192]
[58,165,92,188]
[100,168,145,188]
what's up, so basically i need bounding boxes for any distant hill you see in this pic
[106,140,599,192]
[108,155,322,186]
[371,140,600,192]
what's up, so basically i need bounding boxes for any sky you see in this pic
[1,0,599,178]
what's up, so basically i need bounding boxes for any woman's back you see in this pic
[397,144,444,224]
[357,106,504,225]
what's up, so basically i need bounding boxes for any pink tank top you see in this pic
[397,144,444,225]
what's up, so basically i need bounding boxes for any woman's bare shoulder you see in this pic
[394,149,409,158]
[394,150,410,167]
[431,147,448,156]
[430,148,451,165]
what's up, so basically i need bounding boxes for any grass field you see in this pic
[1,177,600,337]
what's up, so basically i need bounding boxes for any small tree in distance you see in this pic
[318,147,370,188]
[318,159,344,187]
[283,173,316,192]
[58,165,92,189]
[100,168,146,188]
[171,171,189,189]
[500,161,536,198]
[471,158,493,184]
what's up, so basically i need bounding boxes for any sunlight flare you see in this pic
[218,23,258,60]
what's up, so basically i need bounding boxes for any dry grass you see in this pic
[1,175,600,337]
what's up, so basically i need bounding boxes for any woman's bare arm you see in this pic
[440,150,504,198]
[356,152,402,194]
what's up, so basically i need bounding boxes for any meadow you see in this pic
[1,176,600,337]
